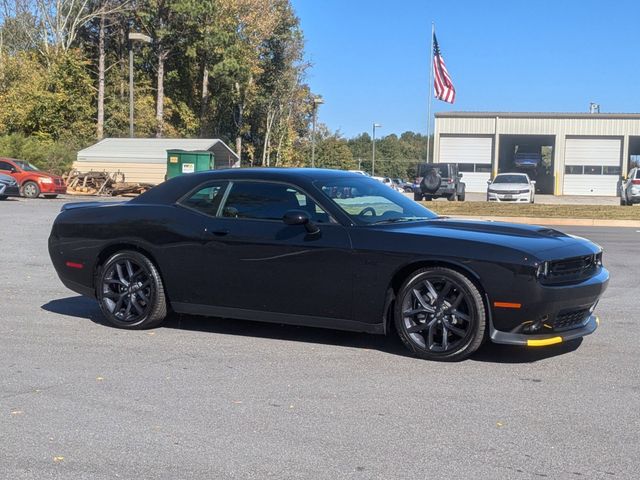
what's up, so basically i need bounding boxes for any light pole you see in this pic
[128,32,152,138]
[372,123,382,176]
[311,96,324,167]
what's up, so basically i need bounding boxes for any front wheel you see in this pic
[22,181,40,198]
[97,251,167,329]
[394,267,486,361]
[0,195,7,200]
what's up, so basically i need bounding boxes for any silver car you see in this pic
[487,173,535,203]
[620,168,640,206]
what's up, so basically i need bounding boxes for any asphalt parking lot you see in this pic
[1,196,639,480]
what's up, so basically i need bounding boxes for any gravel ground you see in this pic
[1,196,638,480]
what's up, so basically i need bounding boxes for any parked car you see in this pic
[49,168,608,361]
[514,144,542,169]
[0,158,67,198]
[348,170,371,177]
[0,173,20,200]
[392,178,414,193]
[414,162,465,201]
[487,173,535,203]
[620,168,640,206]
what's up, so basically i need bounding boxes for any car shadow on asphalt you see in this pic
[41,295,583,364]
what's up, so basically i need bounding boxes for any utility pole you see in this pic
[128,33,152,138]
[372,123,382,176]
[311,96,324,167]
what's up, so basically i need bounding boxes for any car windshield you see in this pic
[314,176,437,225]
[493,174,528,184]
[14,160,39,171]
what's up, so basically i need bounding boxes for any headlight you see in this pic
[38,177,53,184]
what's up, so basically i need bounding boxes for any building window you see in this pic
[603,166,621,175]
[475,164,492,173]
[584,166,603,175]
[565,166,583,174]
[457,164,474,172]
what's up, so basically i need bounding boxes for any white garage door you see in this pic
[563,138,621,196]
[439,136,493,192]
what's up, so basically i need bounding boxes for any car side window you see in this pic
[221,181,331,223]
[0,161,14,172]
[180,182,228,217]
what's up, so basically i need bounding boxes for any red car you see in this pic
[0,157,66,198]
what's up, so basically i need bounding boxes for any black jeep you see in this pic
[414,162,466,201]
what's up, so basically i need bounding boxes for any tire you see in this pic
[620,197,627,206]
[22,181,40,198]
[0,195,7,200]
[97,250,167,329]
[394,267,486,361]
[458,188,465,202]
[43,194,58,199]
[413,191,423,201]
[424,196,433,201]
[421,174,442,194]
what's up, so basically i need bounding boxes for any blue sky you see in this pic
[292,0,640,138]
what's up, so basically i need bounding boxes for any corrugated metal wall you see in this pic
[435,115,640,195]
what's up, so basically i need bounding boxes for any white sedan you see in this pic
[487,173,536,203]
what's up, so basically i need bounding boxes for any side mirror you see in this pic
[10,167,17,173]
[531,180,536,185]
[487,179,492,184]
[283,209,319,234]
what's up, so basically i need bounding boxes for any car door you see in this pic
[177,180,354,321]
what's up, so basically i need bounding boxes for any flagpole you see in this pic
[426,21,435,163]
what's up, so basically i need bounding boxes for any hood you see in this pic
[31,171,63,181]
[488,183,530,191]
[377,218,601,261]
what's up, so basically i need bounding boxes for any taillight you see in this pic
[632,179,640,185]
[448,179,454,184]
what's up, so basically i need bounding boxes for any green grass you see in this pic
[422,201,640,220]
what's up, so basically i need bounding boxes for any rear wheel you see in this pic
[458,188,465,202]
[413,191,423,201]
[97,251,167,329]
[394,267,486,361]
[424,196,433,201]
[22,181,40,198]
[620,196,627,206]
[0,195,7,200]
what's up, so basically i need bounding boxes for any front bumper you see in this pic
[491,314,598,346]
[39,182,67,194]
[489,267,608,346]
[487,191,531,202]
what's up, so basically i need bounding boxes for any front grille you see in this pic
[54,178,64,186]
[553,308,590,331]
[547,255,598,282]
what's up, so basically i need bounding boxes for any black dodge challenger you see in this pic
[49,169,609,361]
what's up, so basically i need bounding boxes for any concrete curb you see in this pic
[444,215,640,228]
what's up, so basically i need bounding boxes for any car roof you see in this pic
[131,168,362,205]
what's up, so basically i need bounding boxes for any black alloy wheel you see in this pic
[97,251,167,329]
[394,267,486,361]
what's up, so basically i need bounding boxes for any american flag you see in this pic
[432,33,456,104]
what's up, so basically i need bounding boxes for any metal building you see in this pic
[434,112,640,195]
[75,138,239,184]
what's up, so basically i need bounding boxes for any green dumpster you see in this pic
[166,149,215,180]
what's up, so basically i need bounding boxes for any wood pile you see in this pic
[63,170,154,196]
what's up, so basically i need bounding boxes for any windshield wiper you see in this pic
[370,216,427,225]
